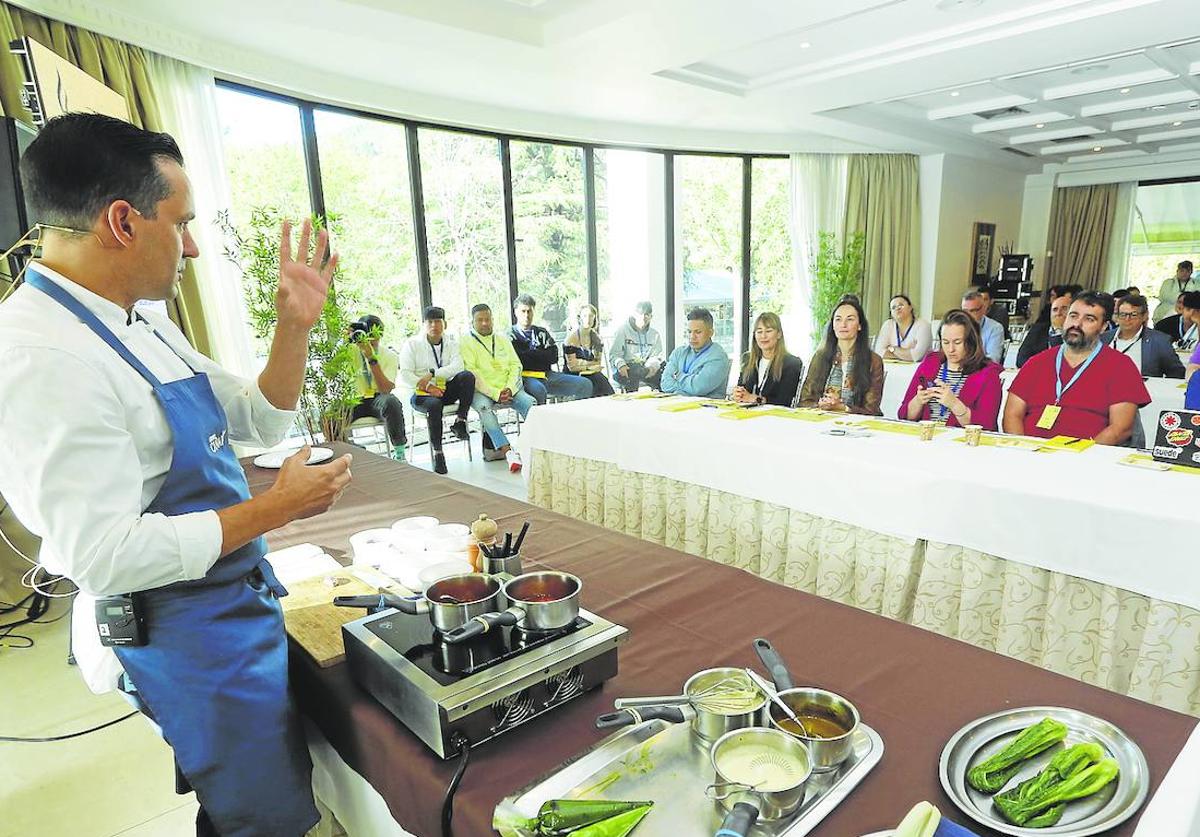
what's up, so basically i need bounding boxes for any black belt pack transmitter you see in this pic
[95,594,147,647]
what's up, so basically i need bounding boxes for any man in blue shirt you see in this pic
[661,307,732,398]
[962,288,1005,364]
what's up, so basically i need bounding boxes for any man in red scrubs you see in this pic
[1004,290,1150,445]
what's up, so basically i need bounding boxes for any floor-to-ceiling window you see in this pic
[510,140,587,337]
[674,156,744,361]
[749,158,794,338]
[418,128,510,332]
[1128,178,1200,316]
[314,109,419,338]
[596,149,667,346]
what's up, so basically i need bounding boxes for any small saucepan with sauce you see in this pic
[441,571,581,642]
[753,637,861,771]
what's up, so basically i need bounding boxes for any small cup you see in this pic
[964,424,983,447]
[918,420,937,441]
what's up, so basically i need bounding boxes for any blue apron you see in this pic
[27,269,318,837]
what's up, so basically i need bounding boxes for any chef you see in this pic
[0,113,351,836]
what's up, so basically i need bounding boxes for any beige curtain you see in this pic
[0,1,212,357]
[1045,183,1119,290]
[844,154,920,333]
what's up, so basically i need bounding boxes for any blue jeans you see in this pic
[523,371,593,404]
[472,389,536,449]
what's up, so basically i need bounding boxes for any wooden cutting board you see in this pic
[282,568,408,668]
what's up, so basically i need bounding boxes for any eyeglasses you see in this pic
[1115,312,1142,320]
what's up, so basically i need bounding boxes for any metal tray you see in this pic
[939,706,1149,837]
[495,718,883,836]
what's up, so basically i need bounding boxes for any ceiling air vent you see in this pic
[1001,146,1036,158]
[975,106,1029,120]
[1049,134,1095,144]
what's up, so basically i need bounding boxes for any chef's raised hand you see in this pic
[272,446,353,520]
[277,219,340,331]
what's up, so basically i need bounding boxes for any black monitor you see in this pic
[0,116,37,285]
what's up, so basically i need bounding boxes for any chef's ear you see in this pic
[105,201,140,247]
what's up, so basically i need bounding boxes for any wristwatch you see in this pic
[368,358,379,366]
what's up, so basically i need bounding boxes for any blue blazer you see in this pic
[1102,328,1185,378]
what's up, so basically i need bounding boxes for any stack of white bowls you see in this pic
[377,517,473,591]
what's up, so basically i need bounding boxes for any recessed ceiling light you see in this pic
[950,91,960,97]
[1150,105,1169,111]
[1174,121,1184,126]
[1035,122,1045,128]
[1092,146,1103,152]
[799,41,811,49]
[1120,87,1131,94]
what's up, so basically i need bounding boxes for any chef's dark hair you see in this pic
[1072,290,1114,322]
[20,113,184,231]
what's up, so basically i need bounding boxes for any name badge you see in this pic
[1036,405,1061,430]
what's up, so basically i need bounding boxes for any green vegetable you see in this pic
[535,800,655,835]
[565,804,652,836]
[996,743,1104,807]
[966,718,1069,794]
[993,758,1120,826]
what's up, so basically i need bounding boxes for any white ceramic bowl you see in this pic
[417,560,474,590]
[348,528,395,566]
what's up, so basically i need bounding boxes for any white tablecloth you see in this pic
[519,397,1200,611]
[878,360,1187,445]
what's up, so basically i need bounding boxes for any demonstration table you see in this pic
[519,397,1200,716]
[247,445,1195,836]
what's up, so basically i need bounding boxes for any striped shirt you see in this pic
[930,365,968,421]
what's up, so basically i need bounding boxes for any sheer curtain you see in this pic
[145,53,257,378]
[790,153,848,352]
[1104,182,1137,291]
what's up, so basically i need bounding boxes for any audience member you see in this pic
[798,296,884,415]
[979,284,1010,338]
[348,314,406,460]
[1101,294,1184,378]
[1153,260,1195,322]
[1179,291,1200,352]
[459,303,536,472]
[1017,287,1073,367]
[1003,291,1150,445]
[961,288,1005,364]
[1154,293,1189,342]
[733,312,803,406]
[564,302,615,397]
[661,307,732,398]
[397,306,474,474]
[609,300,665,392]
[872,293,932,362]
[509,294,592,404]
[899,309,1002,430]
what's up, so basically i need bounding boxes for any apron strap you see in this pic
[25,268,165,389]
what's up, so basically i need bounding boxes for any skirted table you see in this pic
[519,396,1200,716]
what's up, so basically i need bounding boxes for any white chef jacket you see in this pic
[0,264,295,693]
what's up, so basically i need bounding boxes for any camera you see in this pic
[349,322,369,343]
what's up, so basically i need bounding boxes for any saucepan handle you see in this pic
[441,608,523,644]
[595,705,689,729]
[753,637,794,692]
[715,802,759,837]
[333,594,410,612]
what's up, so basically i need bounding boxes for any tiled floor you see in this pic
[0,440,525,837]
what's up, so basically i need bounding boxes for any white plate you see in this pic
[252,447,334,469]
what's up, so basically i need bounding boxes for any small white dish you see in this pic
[253,446,334,469]
[417,560,474,590]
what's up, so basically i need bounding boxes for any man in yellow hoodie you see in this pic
[460,303,535,472]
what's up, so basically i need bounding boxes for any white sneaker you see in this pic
[505,450,522,473]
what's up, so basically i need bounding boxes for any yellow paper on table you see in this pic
[857,419,949,437]
[1121,453,1200,475]
[699,399,738,409]
[764,408,837,423]
[716,407,774,420]
[520,370,546,379]
[657,401,704,413]
[952,433,1043,450]
[1040,435,1095,452]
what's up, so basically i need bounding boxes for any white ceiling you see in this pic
[14,0,1200,170]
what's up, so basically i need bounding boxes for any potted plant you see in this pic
[810,231,865,345]
[218,207,360,444]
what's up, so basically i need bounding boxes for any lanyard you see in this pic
[636,330,649,359]
[895,319,914,346]
[682,343,712,374]
[938,362,965,393]
[1114,329,1141,356]
[753,358,770,394]
[472,332,496,357]
[1054,342,1102,405]
[429,339,444,370]
[360,352,373,385]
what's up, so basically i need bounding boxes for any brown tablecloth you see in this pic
[246,444,1196,837]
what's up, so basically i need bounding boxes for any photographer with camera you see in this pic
[349,314,407,460]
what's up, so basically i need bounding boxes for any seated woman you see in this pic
[564,302,615,397]
[733,312,804,406]
[798,296,884,415]
[873,293,933,362]
[898,308,1003,430]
